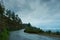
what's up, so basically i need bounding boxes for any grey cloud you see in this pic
[40,0,51,2]
[4,0,33,12]
[3,0,60,30]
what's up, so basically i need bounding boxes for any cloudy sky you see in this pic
[2,0,60,31]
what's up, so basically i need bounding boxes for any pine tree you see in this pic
[15,14,18,22]
[0,3,5,25]
[15,15,22,23]
[6,10,12,18]
[18,17,22,24]
[0,3,5,15]
[11,12,15,20]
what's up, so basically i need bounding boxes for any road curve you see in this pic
[9,29,60,40]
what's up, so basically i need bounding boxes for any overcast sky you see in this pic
[2,0,60,31]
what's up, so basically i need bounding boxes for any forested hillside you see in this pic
[0,2,23,40]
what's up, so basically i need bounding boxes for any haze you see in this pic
[3,0,60,31]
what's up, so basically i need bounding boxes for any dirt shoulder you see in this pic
[39,33,60,38]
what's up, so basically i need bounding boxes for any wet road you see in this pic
[9,29,60,40]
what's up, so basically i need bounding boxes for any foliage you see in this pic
[46,30,51,34]
[0,2,22,40]
[55,31,60,35]
[24,25,60,35]
[0,27,9,40]
[0,3,5,15]
[6,10,12,18]
[24,24,44,34]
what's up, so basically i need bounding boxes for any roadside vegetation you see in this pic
[24,23,60,38]
[0,2,22,40]
[24,23,44,34]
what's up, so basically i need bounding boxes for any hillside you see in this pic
[0,2,23,40]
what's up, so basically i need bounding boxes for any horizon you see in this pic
[3,0,60,31]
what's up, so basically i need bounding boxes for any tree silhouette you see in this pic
[0,3,5,28]
[11,12,15,20]
[28,23,31,27]
[0,3,5,15]
[46,30,51,34]
[15,14,18,22]
[6,10,12,19]
[18,17,22,24]
[56,31,60,35]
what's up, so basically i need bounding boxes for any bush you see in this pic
[0,28,9,40]
[46,30,51,34]
[55,31,60,35]
[24,26,44,34]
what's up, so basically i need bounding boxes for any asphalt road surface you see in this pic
[9,29,60,40]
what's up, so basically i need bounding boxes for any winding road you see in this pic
[9,29,60,40]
